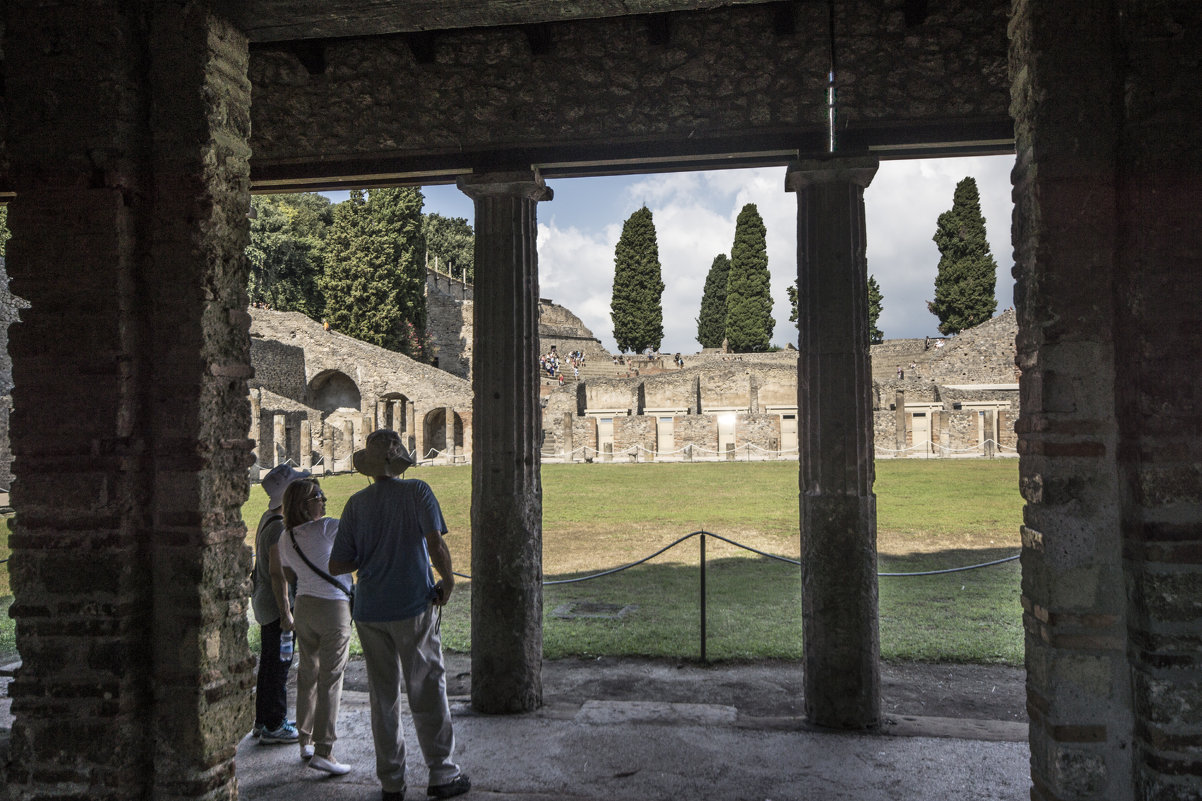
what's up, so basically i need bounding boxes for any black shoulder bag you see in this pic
[289,529,355,614]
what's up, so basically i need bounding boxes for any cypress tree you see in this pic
[927,177,998,334]
[867,274,884,344]
[724,203,774,352]
[695,253,730,348]
[610,206,665,353]
[320,187,428,358]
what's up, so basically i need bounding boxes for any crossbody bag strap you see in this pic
[288,529,353,600]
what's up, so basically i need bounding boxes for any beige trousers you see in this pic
[293,594,352,757]
[357,607,460,792]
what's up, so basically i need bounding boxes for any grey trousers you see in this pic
[357,607,461,792]
[293,595,351,758]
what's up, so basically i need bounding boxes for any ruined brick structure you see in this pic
[248,308,472,468]
[0,2,1198,799]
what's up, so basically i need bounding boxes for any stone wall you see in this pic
[248,0,1010,182]
[927,309,1020,385]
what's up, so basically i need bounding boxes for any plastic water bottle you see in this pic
[279,630,293,661]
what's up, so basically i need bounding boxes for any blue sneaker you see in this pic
[259,722,299,744]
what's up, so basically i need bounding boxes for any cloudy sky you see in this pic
[332,153,1015,355]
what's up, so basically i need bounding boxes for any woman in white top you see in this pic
[280,478,353,775]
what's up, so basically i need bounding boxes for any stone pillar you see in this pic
[405,401,417,438]
[893,389,906,453]
[377,400,389,430]
[412,405,425,461]
[4,6,254,798]
[938,410,951,457]
[299,419,313,470]
[562,412,574,461]
[786,156,881,730]
[322,433,335,475]
[458,170,552,713]
[342,419,354,469]
[983,410,996,459]
[445,406,456,459]
[250,388,262,465]
[273,413,287,466]
[393,399,405,433]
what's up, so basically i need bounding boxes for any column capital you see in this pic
[457,170,553,202]
[785,155,879,192]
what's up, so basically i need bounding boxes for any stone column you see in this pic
[342,420,354,469]
[562,412,574,461]
[786,156,881,730]
[299,419,313,470]
[893,389,906,453]
[392,399,405,433]
[377,400,390,430]
[4,6,254,798]
[445,406,456,459]
[458,170,552,713]
[250,388,262,466]
[274,414,287,467]
[322,433,335,475]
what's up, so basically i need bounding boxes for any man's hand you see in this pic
[280,609,295,632]
[433,577,454,606]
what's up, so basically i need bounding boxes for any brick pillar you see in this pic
[4,6,254,799]
[458,171,552,713]
[1011,2,1134,798]
[786,156,880,730]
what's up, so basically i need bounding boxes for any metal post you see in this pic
[700,533,707,663]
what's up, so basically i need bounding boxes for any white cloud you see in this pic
[428,154,1016,354]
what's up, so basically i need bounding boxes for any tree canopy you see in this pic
[319,188,429,359]
[696,253,730,348]
[724,203,774,352]
[610,206,665,353]
[423,212,474,282]
[927,177,998,334]
[247,193,331,318]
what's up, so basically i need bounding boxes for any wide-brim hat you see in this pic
[353,429,415,478]
[262,463,312,507]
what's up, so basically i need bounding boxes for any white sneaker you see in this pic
[308,755,350,776]
[300,744,315,760]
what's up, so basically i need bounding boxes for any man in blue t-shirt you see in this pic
[329,430,470,801]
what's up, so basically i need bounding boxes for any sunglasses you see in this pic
[309,493,327,503]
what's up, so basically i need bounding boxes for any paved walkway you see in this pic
[235,656,1031,801]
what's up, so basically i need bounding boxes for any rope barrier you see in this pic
[445,529,1019,584]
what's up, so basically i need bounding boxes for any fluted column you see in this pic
[786,155,880,730]
[458,170,552,713]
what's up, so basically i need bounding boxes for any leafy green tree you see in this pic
[247,193,331,318]
[610,206,665,353]
[320,188,428,358]
[927,177,998,334]
[422,212,475,282]
[696,254,730,348]
[786,282,798,324]
[724,203,774,352]
[867,274,884,344]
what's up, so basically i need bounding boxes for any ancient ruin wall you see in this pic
[927,309,1019,385]
[248,0,1009,179]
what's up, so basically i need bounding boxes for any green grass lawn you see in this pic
[3,459,1024,665]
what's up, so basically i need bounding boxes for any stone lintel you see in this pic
[785,155,879,192]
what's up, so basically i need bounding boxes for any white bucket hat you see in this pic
[261,463,311,508]
[353,430,415,478]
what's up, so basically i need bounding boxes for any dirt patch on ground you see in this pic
[344,653,1026,724]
